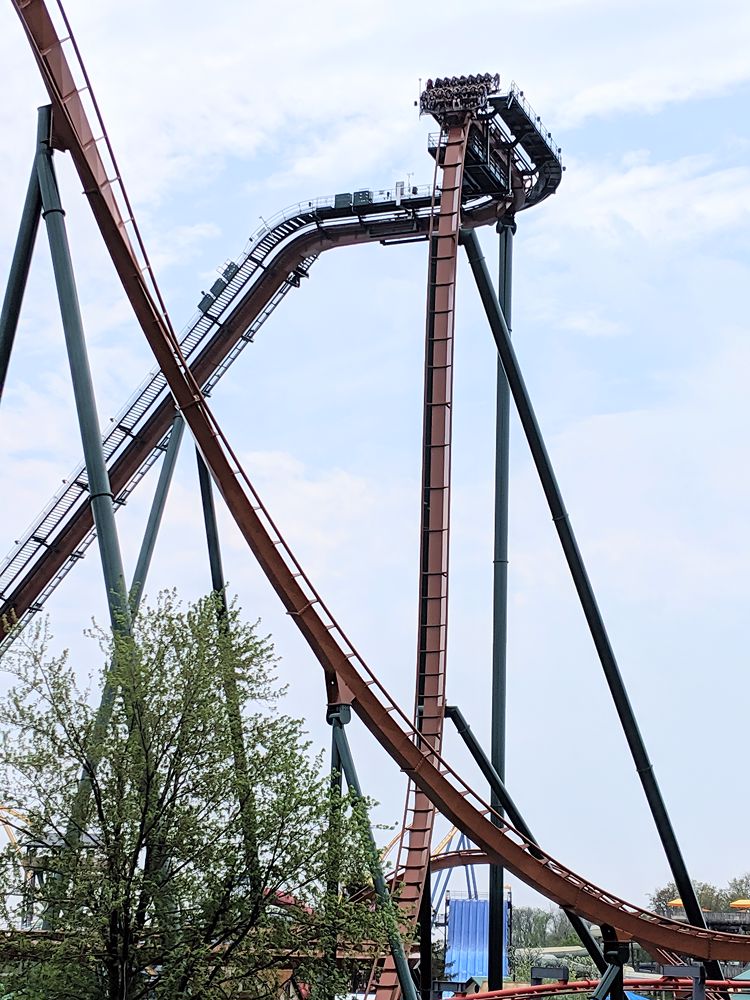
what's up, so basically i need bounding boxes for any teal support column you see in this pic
[196,447,227,614]
[489,219,514,990]
[323,716,345,1000]
[0,157,42,401]
[196,447,261,892]
[35,105,130,640]
[461,226,722,982]
[328,706,418,1000]
[129,414,185,611]
[36,105,134,918]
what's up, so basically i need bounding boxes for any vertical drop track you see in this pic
[374,121,469,1000]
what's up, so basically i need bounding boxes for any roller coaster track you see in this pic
[372,122,468,1000]
[10,0,750,977]
[0,184,446,649]
[467,982,749,1000]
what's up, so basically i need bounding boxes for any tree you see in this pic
[508,906,550,980]
[0,593,390,1000]
[544,908,582,948]
[510,906,551,951]
[648,881,731,913]
[507,905,594,981]
[726,874,750,902]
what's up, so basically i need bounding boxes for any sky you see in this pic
[1,0,750,918]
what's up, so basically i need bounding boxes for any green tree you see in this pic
[0,593,390,1000]
[648,881,731,913]
[507,905,594,980]
[726,874,750,902]
[511,906,551,950]
[508,906,550,980]
[542,908,582,948]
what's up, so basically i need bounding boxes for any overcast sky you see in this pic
[2,0,750,915]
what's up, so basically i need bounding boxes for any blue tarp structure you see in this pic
[444,898,509,985]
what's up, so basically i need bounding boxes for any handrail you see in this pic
[507,81,562,163]
[0,187,436,637]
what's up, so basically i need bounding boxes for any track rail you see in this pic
[0,187,448,648]
[11,0,750,967]
[376,122,469,1000]
[466,982,748,1000]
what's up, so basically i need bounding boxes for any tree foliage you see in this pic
[0,593,391,1000]
[511,907,554,950]
[648,876,750,914]
[508,905,593,982]
[510,906,582,951]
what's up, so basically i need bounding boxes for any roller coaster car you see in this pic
[419,73,501,122]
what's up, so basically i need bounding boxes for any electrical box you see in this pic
[353,189,373,207]
[209,277,227,297]
[222,262,239,281]
[334,192,352,208]
[197,293,214,314]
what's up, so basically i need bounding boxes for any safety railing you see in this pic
[243,184,435,251]
[0,187,440,649]
[507,81,563,164]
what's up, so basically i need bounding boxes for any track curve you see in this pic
[467,983,747,1000]
[11,0,750,968]
[0,193,474,645]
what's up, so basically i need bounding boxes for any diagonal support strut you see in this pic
[460,225,722,981]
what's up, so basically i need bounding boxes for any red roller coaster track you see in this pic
[8,0,750,977]
[462,982,750,1000]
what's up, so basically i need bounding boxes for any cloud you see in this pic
[561,309,624,338]
[146,221,222,273]
[525,153,750,251]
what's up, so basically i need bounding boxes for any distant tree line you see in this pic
[508,906,598,982]
[511,906,583,950]
[649,875,750,913]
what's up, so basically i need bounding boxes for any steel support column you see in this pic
[36,105,133,921]
[328,705,418,1000]
[36,108,132,850]
[460,227,721,979]
[323,719,344,1000]
[0,156,42,401]
[446,705,605,972]
[419,868,432,1000]
[196,447,260,890]
[196,447,228,613]
[592,927,629,1000]
[35,105,131,640]
[489,217,515,992]
[129,414,185,610]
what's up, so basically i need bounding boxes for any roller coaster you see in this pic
[2,3,750,1000]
